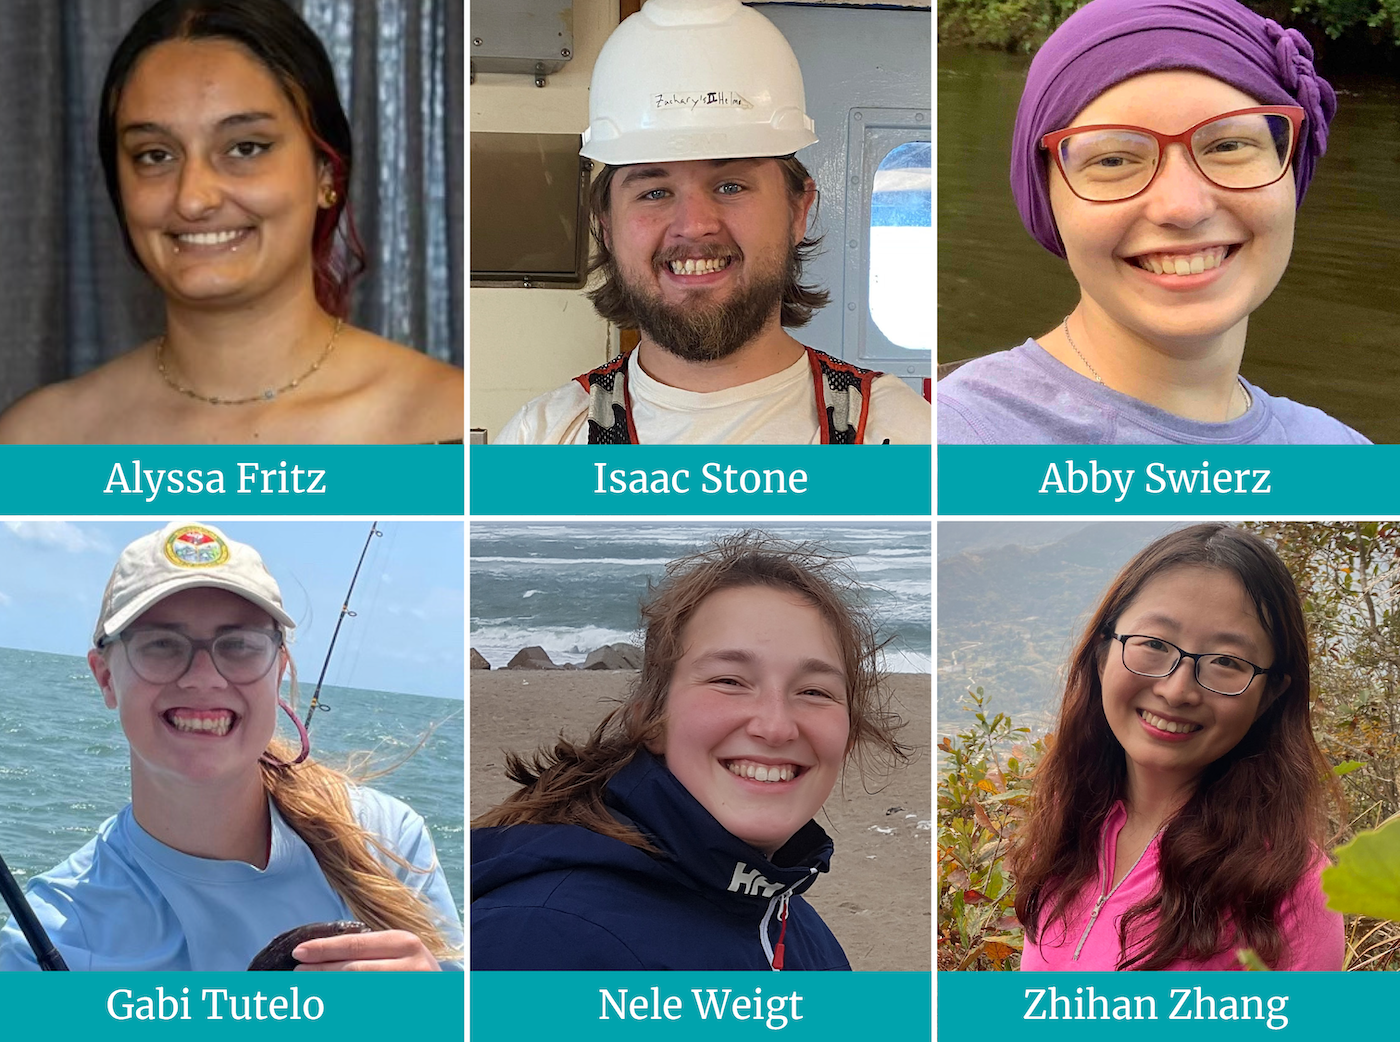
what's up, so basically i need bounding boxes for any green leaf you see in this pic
[1323,818,1400,920]
[1234,948,1271,971]
[1333,760,1365,777]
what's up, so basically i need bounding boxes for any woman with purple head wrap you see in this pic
[938,0,1369,444]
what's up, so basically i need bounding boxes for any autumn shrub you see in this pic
[937,686,1043,970]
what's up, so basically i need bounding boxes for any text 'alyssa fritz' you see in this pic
[104,460,327,502]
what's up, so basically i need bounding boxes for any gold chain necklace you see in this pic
[156,318,344,406]
[1062,314,1252,415]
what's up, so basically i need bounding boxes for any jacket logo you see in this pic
[727,862,784,898]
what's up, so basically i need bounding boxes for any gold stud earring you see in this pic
[322,187,339,208]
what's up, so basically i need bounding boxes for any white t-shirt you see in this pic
[0,789,462,971]
[495,350,931,445]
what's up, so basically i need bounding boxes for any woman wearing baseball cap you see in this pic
[0,521,461,971]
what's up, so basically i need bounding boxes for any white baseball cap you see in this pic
[93,521,296,645]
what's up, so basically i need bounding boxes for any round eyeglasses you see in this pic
[1111,633,1270,697]
[1041,106,1304,202]
[101,628,283,685]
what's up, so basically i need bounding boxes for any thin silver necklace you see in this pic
[1061,314,1103,384]
[156,318,344,406]
[1061,315,1252,415]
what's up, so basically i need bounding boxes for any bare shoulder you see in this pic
[0,350,152,444]
[343,330,465,443]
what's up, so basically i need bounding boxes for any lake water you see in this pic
[938,46,1400,442]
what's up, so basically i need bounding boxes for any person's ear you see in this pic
[1257,674,1291,718]
[791,177,817,245]
[317,161,337,209]
[89,648,118,710]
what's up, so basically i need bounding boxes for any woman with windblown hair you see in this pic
[472,534,911,970]
[1009,524,1343,970]
[0,521,461,970]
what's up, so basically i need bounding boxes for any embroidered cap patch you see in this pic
[164,525,230,568]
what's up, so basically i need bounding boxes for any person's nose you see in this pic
[175,155,224,221]
[667,185,723,242]
[746,688,800,746]
[177,646,227,688]
[1140,143,1217,229]
[1153,656,1205,707]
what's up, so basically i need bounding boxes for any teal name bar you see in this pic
[0,447,463,515]
[472,971,930,1038]
[471,446,932,515]
[0,974,459,1033]
[940,446,1391,514]
[942,971,1388,1037]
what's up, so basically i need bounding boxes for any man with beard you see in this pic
[495,0,930,445]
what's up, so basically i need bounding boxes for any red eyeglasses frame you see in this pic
[1040,105,1306,202]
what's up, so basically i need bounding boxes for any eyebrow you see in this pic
[692,648,846,681]
[126,622,276,634]
[616,158,760,189]
[120,111,280,139]
[1128,612,1263,650]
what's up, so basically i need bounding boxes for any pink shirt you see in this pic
[1021,802,1343,970]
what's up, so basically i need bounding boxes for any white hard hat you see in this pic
[581,0,817,166]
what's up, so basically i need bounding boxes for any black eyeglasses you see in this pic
[1111,633,1270,697]
[100,628,283,685]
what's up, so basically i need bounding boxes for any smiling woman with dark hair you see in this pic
[1009,524,1344,970]
[0,0,462,445]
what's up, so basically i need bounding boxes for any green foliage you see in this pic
[1323,817,1400,920]
[937,687,1043,970]
[938,0,1400,51]
[1291,0,1400,43]
[938,0,1083,52]
[1246,522,1400,969]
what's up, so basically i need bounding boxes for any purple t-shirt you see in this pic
[938,342,1371,445]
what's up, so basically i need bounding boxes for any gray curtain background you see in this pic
[0,0,464,411]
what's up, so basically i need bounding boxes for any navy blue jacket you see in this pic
[471,750,850,970]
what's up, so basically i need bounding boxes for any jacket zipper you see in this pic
[760,872,812,970]
[1071,829,1161,961]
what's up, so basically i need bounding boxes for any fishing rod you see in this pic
[303,522,382,729]
[0,852,67,970]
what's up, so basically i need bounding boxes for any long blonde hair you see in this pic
[262,662,456,959]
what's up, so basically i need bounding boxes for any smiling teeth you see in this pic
[1135,246,1227,276]
[726,761,796,783]
[167,711,233,736]
[177,230,243,246]
[1139,710,1201,734]
[669,257,730,275]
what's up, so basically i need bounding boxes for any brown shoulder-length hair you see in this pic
[584,157,831,330]
[473,531,911,850]
[1009,523,1340,970]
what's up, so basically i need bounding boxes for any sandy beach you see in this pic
[469,669,931,971]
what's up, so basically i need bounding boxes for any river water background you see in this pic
[938,46,1400,442]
